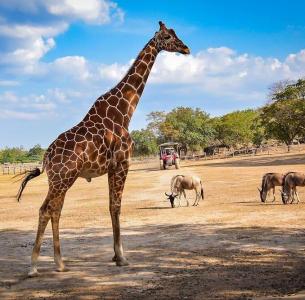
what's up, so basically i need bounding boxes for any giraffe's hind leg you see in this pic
[28,176,76,276]
[28,199,51,277]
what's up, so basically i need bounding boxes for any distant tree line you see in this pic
[1,79,305,161]
[131,78,305,156]
[0,144,45,163]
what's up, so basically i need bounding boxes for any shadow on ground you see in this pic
[1,224,305,299]
[204,153,305,168]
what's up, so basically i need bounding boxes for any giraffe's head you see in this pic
[154,21,190,55]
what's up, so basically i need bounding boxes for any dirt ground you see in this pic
[1,152,305,299]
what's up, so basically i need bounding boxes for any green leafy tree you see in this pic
[159,107,215,152]
[146,111,166,139]
[214,109,262,148]
[0,147,28,163]
[27,144,45,161]
[261,79,305,151]
[261,98,305,151]
[130,129,158,156]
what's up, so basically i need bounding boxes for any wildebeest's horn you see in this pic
[257,187,261,192]
[165,192,170,197]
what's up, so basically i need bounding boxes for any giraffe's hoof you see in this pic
[56,264,67,272]
[115,257,129,266]
[28,268,39,278]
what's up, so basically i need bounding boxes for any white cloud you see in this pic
[0,91,57,120]
[0,0,123,24]
[1,37,56,66]
[99,61,132,80]
[0,80,19,87]
[0,109,41,121]
[51,56,91,80]
[97,47,305,101]
[46,0,123,24]
[0,0,124,70]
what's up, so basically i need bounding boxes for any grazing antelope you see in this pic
[281,172,305,204]
[165,175,204,208]
[258,173,285,203]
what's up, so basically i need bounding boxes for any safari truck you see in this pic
[159,142,181,170]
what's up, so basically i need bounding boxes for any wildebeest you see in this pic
[281,172,305,204]
[258,173,285,203]
[165,175,204,208]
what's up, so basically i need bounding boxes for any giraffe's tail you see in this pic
[16,168,41,202]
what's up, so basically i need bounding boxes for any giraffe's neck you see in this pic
[93,38,159,129]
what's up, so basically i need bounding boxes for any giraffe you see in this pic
[17,21,190,277]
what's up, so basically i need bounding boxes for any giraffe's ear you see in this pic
[159,21,167,31]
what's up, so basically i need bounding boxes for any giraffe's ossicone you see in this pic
[17,21,190,277]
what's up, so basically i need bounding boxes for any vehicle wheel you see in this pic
[175,159,180,169]
[159,160,164,170]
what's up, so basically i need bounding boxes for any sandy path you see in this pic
[1,152,305,299]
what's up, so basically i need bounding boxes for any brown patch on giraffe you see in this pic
[117,99,130,115]
[143,53,152,64]
[107,95,120,107]
[127,73,143,88]
[107,106,123,125]
[135,61,147,75]
[90,114,103,124]
[89,150,99,162]
[66,132,74,141]
[90,127,98,134]
[85,120,94,128]
[92,134,103,146]
[65,140,75,150]
[121,84,136,101]
[76,127,87,136]
[95,101,108,117]
[114,123,123,136]
[98,154,106,165]
[65,160,77,170]
[104,118,114,132]
[52,155,62,164]
[74,142,86,155]
[85,131,93,140]
[75,134,85,142]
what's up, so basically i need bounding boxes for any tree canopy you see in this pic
[261,79,305,150]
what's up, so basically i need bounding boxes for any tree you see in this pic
[159,107,215,152]
[261,98,305,151]
[0,147,27,163]
[213,109,262,148]
[130,129,158,156]
[146,111,166,138]
[27,144,45,161]
[261,79,305,151]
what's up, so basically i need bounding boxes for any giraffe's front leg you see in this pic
[108,161,129,267]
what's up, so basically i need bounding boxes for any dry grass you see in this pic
[1,151,305,299]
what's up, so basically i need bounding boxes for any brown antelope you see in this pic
[258,173,285,203]
[165,175,204,208]
[281,172,305,204]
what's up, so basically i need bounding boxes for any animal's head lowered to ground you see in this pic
[281,191,289,204]
[154,21,190,54]
[165,192,178,208]
[257,187,266,203]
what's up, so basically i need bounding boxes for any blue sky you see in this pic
[1,0,305,148]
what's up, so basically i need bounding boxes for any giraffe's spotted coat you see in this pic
[26,21,190,275]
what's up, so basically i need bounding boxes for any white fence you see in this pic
[0,163,41,175]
